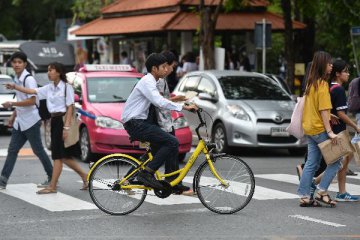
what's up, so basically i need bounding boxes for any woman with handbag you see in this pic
[5,62,88,194]
[297,51,342,207]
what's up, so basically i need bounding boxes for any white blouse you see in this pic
[36,80,74,113]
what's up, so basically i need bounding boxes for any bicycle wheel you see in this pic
[195,155,255,214]
[88,156,147,215]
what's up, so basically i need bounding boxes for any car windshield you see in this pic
[86,77,139,103]
[0,78,15,94]
[218,76,291,100]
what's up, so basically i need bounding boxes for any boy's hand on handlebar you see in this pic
[183,103,198,112]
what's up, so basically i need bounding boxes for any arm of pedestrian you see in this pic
[5,83,36,95]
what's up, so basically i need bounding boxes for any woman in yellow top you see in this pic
[298,51,341,207]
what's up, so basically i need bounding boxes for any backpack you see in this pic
[23,74,51,120]
[348,77,360,113]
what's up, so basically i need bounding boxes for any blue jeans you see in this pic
[0,121,53,184]
[124,119,178,171]
[297,131,341,197]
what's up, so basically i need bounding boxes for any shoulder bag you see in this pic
[286,96,305,139]
[63,84,79,148]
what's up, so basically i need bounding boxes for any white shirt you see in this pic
[13,70,41,131]
[36,80,74,113]
[121,73,182,123]
[156,79,173,132]
[182,62,198,73]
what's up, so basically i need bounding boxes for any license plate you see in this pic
[271,127,289,137]
[139,141,149,149]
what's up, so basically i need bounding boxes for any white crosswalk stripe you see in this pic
[256,173,360,195]
[1,184,97,212]
[1,172,359,212]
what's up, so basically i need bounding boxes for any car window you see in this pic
[0,78,15,94]
[86,77,139,103]
[197,77,216,96]
[218,76,291,100]
[179,76,200,92]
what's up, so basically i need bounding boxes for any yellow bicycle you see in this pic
[87,109,255,215]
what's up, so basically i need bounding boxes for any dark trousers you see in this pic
[151,128,180,181]
[124,119,179,171]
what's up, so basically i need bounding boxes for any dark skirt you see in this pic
[50,116,81,160]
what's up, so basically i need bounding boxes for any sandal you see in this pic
[37,188,57,194]
[299,197,321,207]
[315,193,336,208]
[81,180,89,190]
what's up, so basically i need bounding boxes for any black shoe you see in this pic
[172,184,190,194]
[137,170,164,189]
[347,169,358,176]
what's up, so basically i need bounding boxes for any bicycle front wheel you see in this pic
[88,156,147,215]
[195,155,255,214]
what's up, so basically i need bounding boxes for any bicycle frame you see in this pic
[87,109,228,190]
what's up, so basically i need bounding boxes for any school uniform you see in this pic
[36,81,80,160]
[0,70,53,187]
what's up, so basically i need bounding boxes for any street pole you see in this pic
[262,18,266,74]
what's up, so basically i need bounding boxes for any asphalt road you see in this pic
[0,129,360,239]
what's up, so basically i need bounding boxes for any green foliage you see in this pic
[72,0,115,21]
[0,0,73,40]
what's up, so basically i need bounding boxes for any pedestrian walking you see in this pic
[297,51,342,207]
[0,52,53,190]
[297,59,360,202]
[5,62,88,194]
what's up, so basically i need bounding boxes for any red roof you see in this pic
[102,0,269,14]
[73,12,177,36]
[73,11,305,36]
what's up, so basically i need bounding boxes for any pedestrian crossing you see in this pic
[0,172,359,212]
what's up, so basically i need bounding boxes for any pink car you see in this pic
[66,65,192,162]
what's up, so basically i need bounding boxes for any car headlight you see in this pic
[226,105,251,121]
[173,116,189,129]
[95,116,124,129]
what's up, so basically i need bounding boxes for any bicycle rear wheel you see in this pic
[195,155,255,214]
[88,156,147,215]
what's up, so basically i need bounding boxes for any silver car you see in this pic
[173,70,306,155]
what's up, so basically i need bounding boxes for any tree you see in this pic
[199,0,249,70]
[0,0,73,40]
[72,0,115,22]
[280,0,295,92]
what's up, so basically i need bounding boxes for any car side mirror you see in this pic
[198,92,218,103]
[74,94,82,104]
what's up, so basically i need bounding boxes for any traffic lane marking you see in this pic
[0,148,51,157]
[256,174,360,195]
[289,214,346,227]
[182,176,299,200]
[1,183,97,212]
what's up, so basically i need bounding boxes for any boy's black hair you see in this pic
[10,51,27,63]
[161,50,176,65]
[145,53,167,73]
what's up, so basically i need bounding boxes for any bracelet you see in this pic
[63,126,70,130]
[327,130,333,134]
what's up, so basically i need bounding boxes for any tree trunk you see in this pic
[199,0,223,70]
[281,0,295,93]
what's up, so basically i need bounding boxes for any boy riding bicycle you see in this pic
[121,53,198,189]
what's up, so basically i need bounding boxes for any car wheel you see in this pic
[212,123,230,153]
[178,153,186,163]
[80,127,95,162]
[288,148,307,156]
[44,120,51,150]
